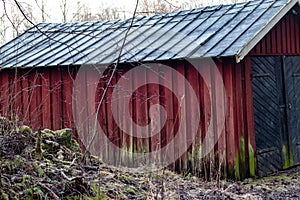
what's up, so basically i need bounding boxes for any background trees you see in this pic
[0,0,248,45]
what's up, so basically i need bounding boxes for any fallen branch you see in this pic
[37,182,60,200]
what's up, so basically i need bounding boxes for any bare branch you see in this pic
[82,0,140,159]
[2,0,19,35]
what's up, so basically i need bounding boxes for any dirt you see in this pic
[0,116,300,199]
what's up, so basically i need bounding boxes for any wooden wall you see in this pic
[1,10,298,180]
[0,59,255,180]
[0,67,76,133]
[250,11,300,55]
[77,59,255,179]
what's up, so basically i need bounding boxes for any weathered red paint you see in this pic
[0,10,299,179]
[250,12,300,55]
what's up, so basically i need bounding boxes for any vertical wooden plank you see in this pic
[84,66,104,158]
[160,64,175,170]
[132,67,149,165]
[4,71,10,117]
[78,68,89,146]
[28,70,40,130]
[41,69,51,129]
[271,26,277,54]
[185,62,201,174]
[113,67,133,166]
[61,67,75,129]
[291,15,295,54]
[223,60,236,178]
[37,71,43,129]
[289,15,295,54]
[261,36,266,54]
[240,61,249,177]
[253,42,259,54]
[51,67,62,130]
[244,56,256,177]
[22,70,30,125]
[16,69,23,121]
[9,69,22,121]
[290,16,299,53]
[147,65,161,166]
[286,15,291,54]
[281,18,287,54]
[94,67,108,160]
[105,70,119,165]
[234,62,245,179]
[214,60,227,177]
[173,62,187,172]
[0,70,10,116]
[199,60,213,179]
[295,14,300,54]
[266,32,272,54]
[276,21,282,54]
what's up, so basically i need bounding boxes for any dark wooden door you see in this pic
[283,56,300,165]
[251,57,284,176]
[252,56,300,176]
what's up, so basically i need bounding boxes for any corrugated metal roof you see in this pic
[0,0,299,68]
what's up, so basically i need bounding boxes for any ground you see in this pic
[0,117,300,199]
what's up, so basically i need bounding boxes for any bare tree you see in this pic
[60,0,69,23]
[41,0,45,22]
[0,13,9,45]
[72,2,122,22]
[138,0,178,15]
[96,6,122,21]
[180,0,204,9]
[71,1,96,22]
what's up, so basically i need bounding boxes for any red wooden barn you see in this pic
[0,0,300,179]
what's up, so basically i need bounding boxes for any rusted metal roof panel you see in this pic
[0,0,298,68]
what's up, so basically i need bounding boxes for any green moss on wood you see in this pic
[248,142,255,177]
[239,136,246,179]
[235,152,240,180]
[240,137,246,166]
[282,145,294,169]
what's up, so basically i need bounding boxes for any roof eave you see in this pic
[235,0,300,63]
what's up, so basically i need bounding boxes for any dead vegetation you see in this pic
[0,116,300,199]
